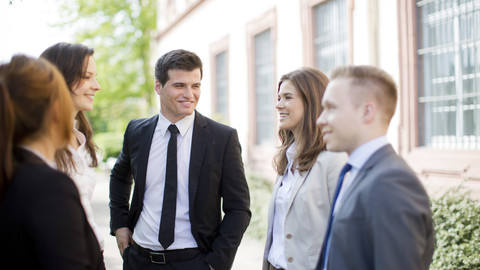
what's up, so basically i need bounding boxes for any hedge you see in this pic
[430,186,480,270]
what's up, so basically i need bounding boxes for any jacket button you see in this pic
[288,257,293,262]
[286,234,292,239]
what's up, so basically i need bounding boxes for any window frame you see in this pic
[397,0,480,182]
[301,0,353,68]
[210,36,230,124]
[246,8,278,171]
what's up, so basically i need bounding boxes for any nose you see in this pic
[316,111,326,128]
[275,98,283,110]
[92,78,101,91]
[183,86,193,98]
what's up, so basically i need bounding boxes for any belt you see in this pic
[269,263,285,270]
[131,241,201,264]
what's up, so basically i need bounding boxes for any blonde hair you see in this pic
[330,65,398,124]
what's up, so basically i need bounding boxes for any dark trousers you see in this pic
[123,245,210,270]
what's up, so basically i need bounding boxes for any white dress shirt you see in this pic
[133,112,198,250]
[268,143,297,269]
[68,121,105,250]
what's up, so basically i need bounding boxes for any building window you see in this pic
[254,29,275,145]
[313,0,347,74]
[417,0,480,150]
[214,51,228,122]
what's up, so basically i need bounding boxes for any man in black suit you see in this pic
[110,49,251,270]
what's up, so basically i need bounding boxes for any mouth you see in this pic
[178,100,195,107]
[278,113,289,119]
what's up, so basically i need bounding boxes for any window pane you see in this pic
[254,29,274,145]
[313,0,347,74]
[417,0,480,149]
[215,51,228,122]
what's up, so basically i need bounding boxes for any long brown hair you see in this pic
[0,55,73,198]
[273,67,329,175]
[40,42,99,173]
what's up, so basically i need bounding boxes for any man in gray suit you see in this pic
[315,65,435,270]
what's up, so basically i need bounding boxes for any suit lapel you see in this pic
[338,144,394,209]
[285,169,310,214]
[188,111,208,210]
[135,115,159,193]
[266,175,283,246]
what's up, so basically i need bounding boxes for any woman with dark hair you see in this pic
[40,42,104,250]
[0,55,105,269]
[263,67,347,270]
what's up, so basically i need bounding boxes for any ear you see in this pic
[50,100,61,123]
[362,103,376,124]
[154,80,162,95]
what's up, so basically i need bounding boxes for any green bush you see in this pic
[244,172,273,241]
[94,131,125,161]
[430,186,480,270]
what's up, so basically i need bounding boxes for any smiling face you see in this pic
[316,78,363,155]
[276,80,305,137]
[71,56,100,114]
[156,68,201,123]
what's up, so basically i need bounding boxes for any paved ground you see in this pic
[91,171,264,270]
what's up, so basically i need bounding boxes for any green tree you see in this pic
[56,0,157,159]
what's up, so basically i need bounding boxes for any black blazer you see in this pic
[0,149,105,270]
[110,111,251,270]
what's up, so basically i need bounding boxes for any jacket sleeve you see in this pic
[205,129,252,270]
[109,121,134,235]
[368,167,434,270]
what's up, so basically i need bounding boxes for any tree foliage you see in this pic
[56,0,157,136]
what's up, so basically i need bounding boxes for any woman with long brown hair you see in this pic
[0,55,105,269]
[263,67,347,270]
[40,42,104,251]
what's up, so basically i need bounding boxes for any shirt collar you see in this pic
[158,112,195,137]
[286,142,296,164]
[348,136,389,170]
[72,119,86,147]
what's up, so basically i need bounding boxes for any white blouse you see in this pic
[68,121,104,250]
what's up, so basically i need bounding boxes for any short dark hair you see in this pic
[154,49,203,86]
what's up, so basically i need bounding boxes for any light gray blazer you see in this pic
[321,144,435,270]
[263,151,347,270]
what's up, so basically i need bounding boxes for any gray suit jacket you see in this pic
[263,151,347,270]
[318,144,435,270]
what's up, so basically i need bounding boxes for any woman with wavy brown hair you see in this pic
[263,67,347,270]
[41,42,104,250]
[0,55,105,269]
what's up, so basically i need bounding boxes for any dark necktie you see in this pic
[319,163,352,269]
[158,124,179,249]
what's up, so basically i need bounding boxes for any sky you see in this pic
[0,0,73,62]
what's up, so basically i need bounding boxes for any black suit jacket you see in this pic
[0,149,105,270]
[109,111,251,270]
